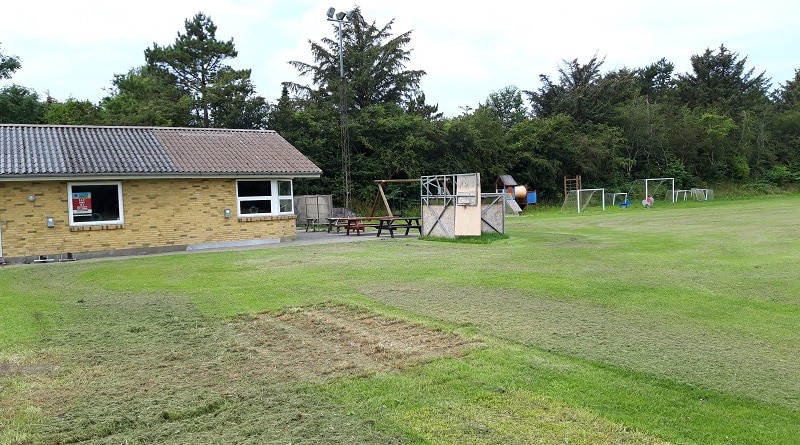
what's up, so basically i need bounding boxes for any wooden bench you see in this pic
[325,208,358,233]
[343,217,382,235]
[326,217,348,233]
[304,217,329,232]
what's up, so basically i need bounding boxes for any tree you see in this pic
[505,115,568,199]
[484,85,527,130]
[267,85,298,134]
[675,45,770,114]
[206,67,268,128]
[288,6,426,111]
[352,103,432,180]
[145,12,262,128]
[672,46,772,181]
[102,66,192,126]
[437,106,509,189]
[0,85,45,123]
[635,57,676,102]
[698,111,739,180]
[773,69,800,110]
[286,7,429,206]
[0,43,21,79]
[405,92,441,120]
[44,98,104,125]
[267,86,343,197]
[525,54,613,125]
[768,69,800,169]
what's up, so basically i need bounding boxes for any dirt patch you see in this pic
[238,304,481,381]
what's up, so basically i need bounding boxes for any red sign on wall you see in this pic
[72,192,92,214]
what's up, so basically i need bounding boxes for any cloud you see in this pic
[2,0,797,115]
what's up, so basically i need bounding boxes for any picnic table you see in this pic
[326,217,347,233]
[375,216,422,238]
[326,216,422,236]
[326,217,372,234]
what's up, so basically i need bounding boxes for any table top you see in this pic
[329,216,420,222]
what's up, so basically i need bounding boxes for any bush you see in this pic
[761,165,797,186]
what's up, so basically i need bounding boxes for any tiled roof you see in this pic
[496,175,518,186]
[0,125,322,178]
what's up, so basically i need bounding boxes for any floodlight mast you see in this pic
[326,7,354,210]
[327,9,348,80]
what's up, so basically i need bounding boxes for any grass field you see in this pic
[1,195,798,444]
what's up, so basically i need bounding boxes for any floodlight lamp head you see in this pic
[326,7,335,19]
[345,10,355,21]
[336,11,347,20]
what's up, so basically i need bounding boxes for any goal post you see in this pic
[561,188,605,213]
[634,178,675,204]
[605,192,628,207]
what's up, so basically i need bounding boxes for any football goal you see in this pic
[605,192,629,207]
[633,178,675,204]
[690,188,714,201]
[561,188,605,213]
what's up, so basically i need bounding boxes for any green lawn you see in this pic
[1,195,798,444]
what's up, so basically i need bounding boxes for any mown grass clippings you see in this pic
[0,300,474,444]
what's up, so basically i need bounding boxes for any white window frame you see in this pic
[67,181,124,226]
[236,179,293,217]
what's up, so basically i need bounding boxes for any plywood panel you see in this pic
[454,202,482,236]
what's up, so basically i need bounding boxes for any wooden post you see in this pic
[371,179,421,217]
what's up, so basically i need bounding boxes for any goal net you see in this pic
[561,188,605,213]
[690,188,714,201]
[633,178,675,204]
[604,192,629,207]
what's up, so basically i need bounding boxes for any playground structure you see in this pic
[296,175,505,238]
[421,173,505,238]
[564,175,582,198]
[495,175,537,216]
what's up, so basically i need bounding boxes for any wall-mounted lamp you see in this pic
[47,216,55,228]
[224,208,231,219]
[28,194,36,202]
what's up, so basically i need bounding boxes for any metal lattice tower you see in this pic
[327,7,355,211]
[339,80,351,210]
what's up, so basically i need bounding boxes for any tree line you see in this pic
[2,9,799,208]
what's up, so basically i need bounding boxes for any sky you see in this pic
[2,0,798,117]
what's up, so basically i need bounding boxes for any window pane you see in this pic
[278,180,292,196]
[71,184,120,223]
[240,200,271,214]
[279,198,293,213]
[238,181,272,197]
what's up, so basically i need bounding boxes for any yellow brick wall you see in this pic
[0,178,298,261]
